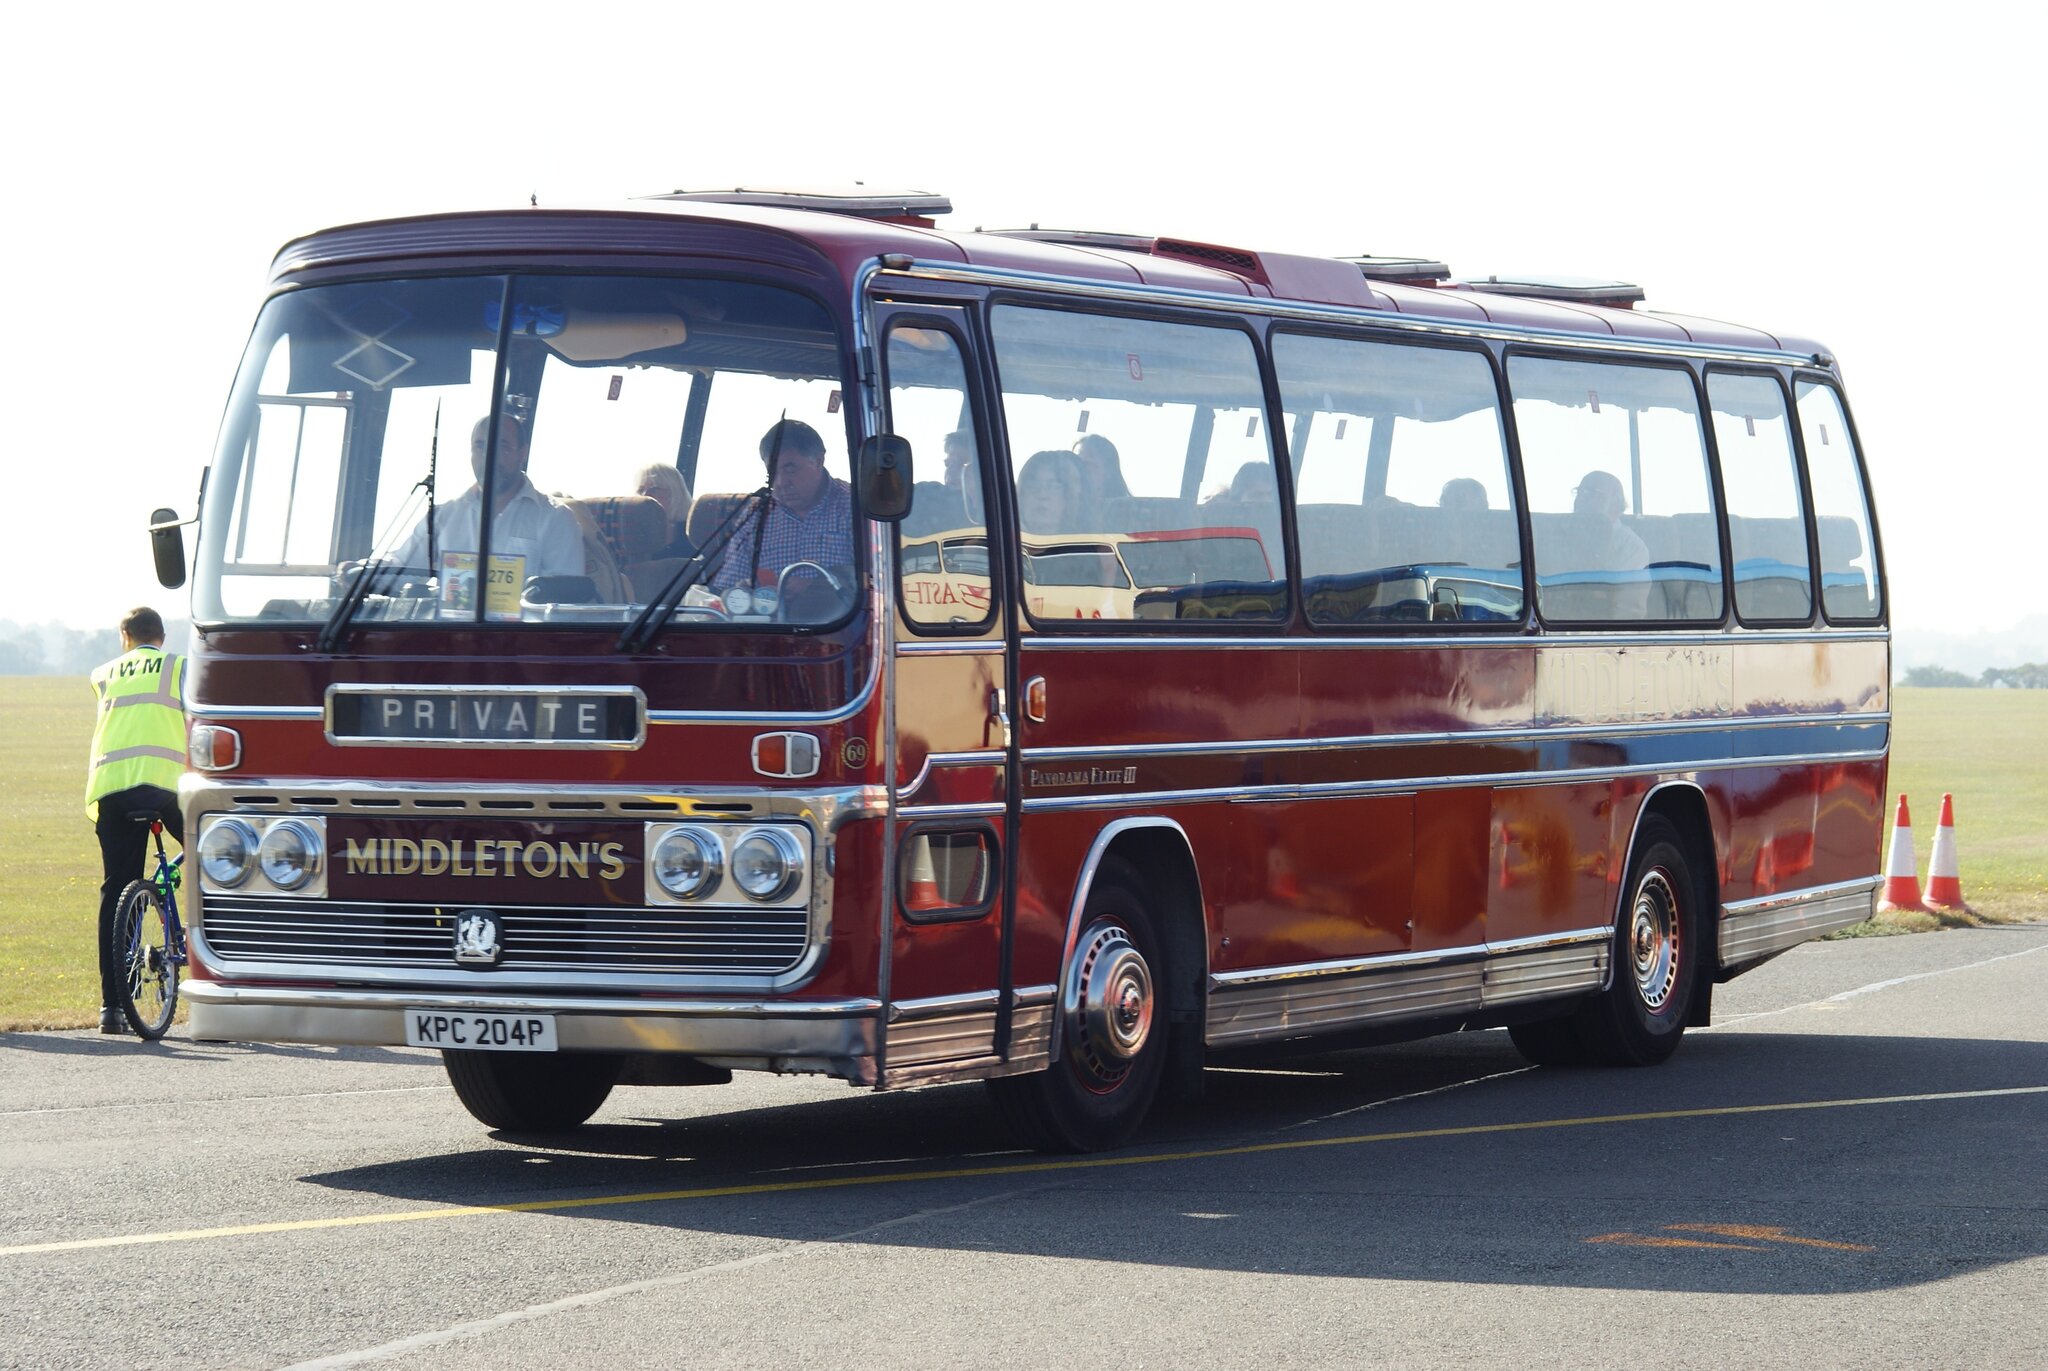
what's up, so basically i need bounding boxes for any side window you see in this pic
[1795,380,1882,622]
[991,307,1284,623]
[887,325,993,631]
[1710,371,1813,622]
[1510,356,1723,623]
[1275,334,1521,625]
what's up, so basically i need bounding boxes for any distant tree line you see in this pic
[0,619,188,676]
[1902,663,2048,689]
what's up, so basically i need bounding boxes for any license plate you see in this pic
[404,1010,558,1052]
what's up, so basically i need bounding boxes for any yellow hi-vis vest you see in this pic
[85,645,186,819]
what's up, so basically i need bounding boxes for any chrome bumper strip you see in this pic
[1719,877,1880,965]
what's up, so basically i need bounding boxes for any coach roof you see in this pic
[270,195,1823,360]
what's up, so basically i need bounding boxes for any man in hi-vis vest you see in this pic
[86,607,186,1033]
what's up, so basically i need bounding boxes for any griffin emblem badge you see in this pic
[453,910,503,966]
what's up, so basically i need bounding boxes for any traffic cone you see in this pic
[1877,794,1927,913]
[903,836,945,912]
[1922,793,1974,913]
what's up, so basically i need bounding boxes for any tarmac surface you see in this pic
[3,924,2044,1369]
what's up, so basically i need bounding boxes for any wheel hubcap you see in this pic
[1063,922,1154,1091]
[1630,869,1681,1012]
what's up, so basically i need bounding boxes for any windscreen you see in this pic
[192,274,857,632]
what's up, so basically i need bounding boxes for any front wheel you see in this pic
[442,1050,622,1132]
[988,859,1167,1152]
[112,880,177,1040]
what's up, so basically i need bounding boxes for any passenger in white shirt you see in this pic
[392,415,584,582]
[1571,469,1651,618]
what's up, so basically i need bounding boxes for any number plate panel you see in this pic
[404,1010,558,1052]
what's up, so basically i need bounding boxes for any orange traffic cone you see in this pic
[1877,794,1927,913]
[902,836,944,913]
[1922,793,1974,913]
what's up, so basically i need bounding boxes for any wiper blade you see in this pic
[317,553,395,654]
[615,485,772,654]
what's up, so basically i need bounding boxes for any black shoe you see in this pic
[99,1008,126,1035]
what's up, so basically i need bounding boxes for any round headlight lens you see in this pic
[731,828,804,902]
[257,820,323,891]
[652,827,722,899]
[198,818,258,888]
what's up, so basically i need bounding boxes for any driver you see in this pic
[392,415,584,580]
[712,419,853,599]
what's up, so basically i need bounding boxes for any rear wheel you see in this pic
[112,880,177,1041]
[442,1050,622,1132]
[988,859,1166,1152]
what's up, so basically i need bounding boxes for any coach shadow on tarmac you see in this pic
[300,1028,2048,1299]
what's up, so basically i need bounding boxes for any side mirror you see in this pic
[149,508,188,589]
[857,435,913,524]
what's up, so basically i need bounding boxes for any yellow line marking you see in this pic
[5,1082,2042,1259]
[1668,1223,1875,1251]
[1587,1232,1761,1250]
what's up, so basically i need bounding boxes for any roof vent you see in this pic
[1463,273,1645,308]
[646,186,952,225]
[1343,256,1454,285]
[1153,237,1264,278]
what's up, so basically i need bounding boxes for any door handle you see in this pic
[989,687,1012,749]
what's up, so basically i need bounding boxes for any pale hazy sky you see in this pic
[4,1,2038,638]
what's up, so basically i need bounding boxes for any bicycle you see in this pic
[110,816,187,1040]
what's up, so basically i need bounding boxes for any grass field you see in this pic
[2,680,2043,1030]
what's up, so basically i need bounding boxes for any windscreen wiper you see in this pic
[319,406,440,654]
[615,484,772,654]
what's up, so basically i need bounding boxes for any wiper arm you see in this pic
[615,485,772,654]
[317,552,396,654]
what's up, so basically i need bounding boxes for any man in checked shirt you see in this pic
[712,419,855,619]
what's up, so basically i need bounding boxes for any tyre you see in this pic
[1573,814,1700,1067]
[988,859,1167,1152]
[442,1050,622,1132]
[112,880,177,1040]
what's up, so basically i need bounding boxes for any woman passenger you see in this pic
[1016,449,1088,535]
[634,462,698,561]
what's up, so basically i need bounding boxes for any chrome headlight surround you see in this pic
[651,825,724,900]
[257,820,324,891]
[731,827,804,903]
[198,817,258,889]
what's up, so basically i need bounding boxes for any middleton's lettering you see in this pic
[343,838,629,881]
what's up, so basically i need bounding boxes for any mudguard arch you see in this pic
[1050,817,1206,1063]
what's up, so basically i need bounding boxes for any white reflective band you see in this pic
[107,689,181,709]
[93,744,186,766]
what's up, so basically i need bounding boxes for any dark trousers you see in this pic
[95,785,182,1009]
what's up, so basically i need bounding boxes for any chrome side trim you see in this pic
[188,704,324,721]
[1020,629,1887,651]
[885,261,1821,365]
[898,640,1006,656]
[1023,746,1887,813]
[1719,877,1880,965]
[877,986,1056,1082]
[898,802,1006,820]
[1022,712,1888,765]
[184,981,880,1081]
[899,748,1006,802]
[1205,928,1611,1047]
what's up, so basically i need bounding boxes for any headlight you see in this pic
[731,828,803,902]
[198,818,258,888]
[652,826,722,899]
[257,820,323,891]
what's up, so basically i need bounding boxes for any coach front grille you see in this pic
[199,897,809,977]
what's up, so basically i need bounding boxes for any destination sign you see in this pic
[328,688,642,747]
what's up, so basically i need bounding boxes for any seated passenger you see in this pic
[1570,469,1651,617]
[1438,477,1488,513]
[391,415,584,581]
[1071,433,1131,504]
[944,429,985,523]
[1017,449,1089,536]
[635,462,699,561]
[711,419,854,595]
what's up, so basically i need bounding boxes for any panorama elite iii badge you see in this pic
[452,909,504,967]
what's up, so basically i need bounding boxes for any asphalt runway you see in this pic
[3,924,2044,1370]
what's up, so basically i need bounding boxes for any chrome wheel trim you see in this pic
[1061,921,1155,1092]
[1630,868,1682,1013]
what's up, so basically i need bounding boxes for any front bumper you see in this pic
[184,980,881,1082]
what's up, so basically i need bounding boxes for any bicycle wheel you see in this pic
[112,880,178,1040]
